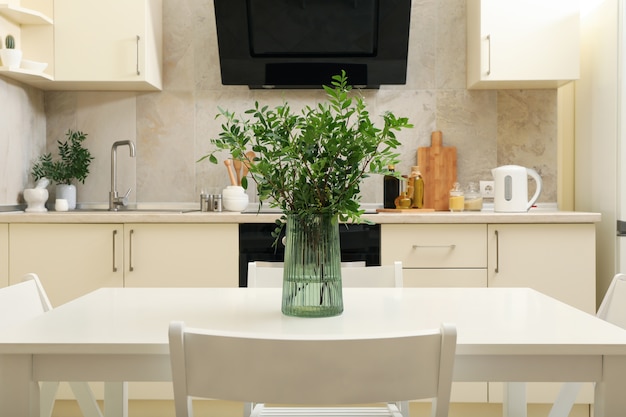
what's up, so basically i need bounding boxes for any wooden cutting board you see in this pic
[417,131,457,211]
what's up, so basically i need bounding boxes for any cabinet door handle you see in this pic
[494,229,500,273]
[485,34,491,76]
[112,230,118,272]
[136,35,141,76]
[412,244,456,249]
[129,229,135,272]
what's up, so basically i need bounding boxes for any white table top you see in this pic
[2,287,626,357]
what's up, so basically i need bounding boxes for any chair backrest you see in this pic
[248,261,403,288]
[597,273,626,328]
[0,273,51,329]
[169,321,456,417]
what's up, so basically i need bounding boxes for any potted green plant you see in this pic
[32,129,94,210]
[0,34,22,68]
[201,72,412,317]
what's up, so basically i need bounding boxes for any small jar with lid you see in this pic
[464,182,483,211]
[449,182,464,212]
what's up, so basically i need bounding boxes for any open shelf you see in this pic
[0,4,52,25]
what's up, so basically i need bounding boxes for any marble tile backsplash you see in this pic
[2,0,557,207]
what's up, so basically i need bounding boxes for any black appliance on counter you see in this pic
[213,0,412,89]
[238,223,381,287]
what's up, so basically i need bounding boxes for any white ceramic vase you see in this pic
[0,49,22,69]
[56,184,76,210]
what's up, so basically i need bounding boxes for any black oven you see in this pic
[238,223,381,287]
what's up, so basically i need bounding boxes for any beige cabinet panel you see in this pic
[381,224,487,268]
[467,0,579,89]
[53,0,162,90]
[0,224,7,287]
[487,223,596,405]
[8,223,124,307]
[487,224,596,313]
[403,268,486,288]
[123,224,239,288]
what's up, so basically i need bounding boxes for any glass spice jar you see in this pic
[449,182,464,212]
[464,182,483,211]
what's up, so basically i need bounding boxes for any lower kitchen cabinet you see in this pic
[487,223,596,313]
[382,223,488,402]
[0,224,8,288]
[8,223,239,306]
[9,223,124,307]
[486,223,596,404]
[381,221,597,405]
[123,223,238,288]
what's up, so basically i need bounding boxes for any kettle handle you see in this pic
[526,168,542,210]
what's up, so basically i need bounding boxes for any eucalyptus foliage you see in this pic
[200,72,412,223]
[32,130,94,185]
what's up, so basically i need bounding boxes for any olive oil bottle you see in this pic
[409,166,424,209]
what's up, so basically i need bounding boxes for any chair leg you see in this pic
[68,382,103,417]
[40,382,60,417]
[548,382,582,417]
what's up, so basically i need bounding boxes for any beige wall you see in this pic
[2,0,559,207]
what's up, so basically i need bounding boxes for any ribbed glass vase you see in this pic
[282,213,343,317]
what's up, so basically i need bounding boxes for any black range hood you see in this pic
[213,0,412,89]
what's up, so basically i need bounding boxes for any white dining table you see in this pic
[1,287,626,417]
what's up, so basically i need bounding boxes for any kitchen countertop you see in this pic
[0,208,601,224]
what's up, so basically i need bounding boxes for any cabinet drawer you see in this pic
[403,268,487,287]
[382,224,486,268]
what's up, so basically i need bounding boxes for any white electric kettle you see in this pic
[491,165,542,212]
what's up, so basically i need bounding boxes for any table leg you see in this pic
[0,354,39,417]
[104,381,128,417]
[594,355,626,417]
[503,382,527,417]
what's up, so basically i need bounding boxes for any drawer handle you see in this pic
[129,229,135,272]
[136,35,141,76]
[412,244,456,249]
[112,230,118,272]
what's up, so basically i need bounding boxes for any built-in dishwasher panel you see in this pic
[238,223,381,287]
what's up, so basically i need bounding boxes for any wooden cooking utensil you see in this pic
[233,159,242,185]
[417,131,457,211]
[242,151,256,179]
[224,159,237,186]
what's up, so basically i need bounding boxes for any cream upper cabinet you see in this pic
[0,224,7,288]
[52,0,162,90]
[8,223,124,307]
[466,0,580,89]
[123,224,239,288]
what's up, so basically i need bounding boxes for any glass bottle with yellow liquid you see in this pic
[407,166,424,209]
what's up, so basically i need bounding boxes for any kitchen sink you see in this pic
[73,204,199,213]
[73,208,192,213]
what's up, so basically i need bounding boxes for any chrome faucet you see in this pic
[109,140,136,211]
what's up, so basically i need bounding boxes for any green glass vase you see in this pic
[282,213,343,317]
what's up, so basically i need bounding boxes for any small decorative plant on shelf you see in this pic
[200,71,412,317]
[0,34,22,68]
[32,129,94,210]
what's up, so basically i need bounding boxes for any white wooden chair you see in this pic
[248,261,403,289]
[246,261,406,417]
[168,320,457,417]
[0,273,103,417]
[547,273,626,417]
